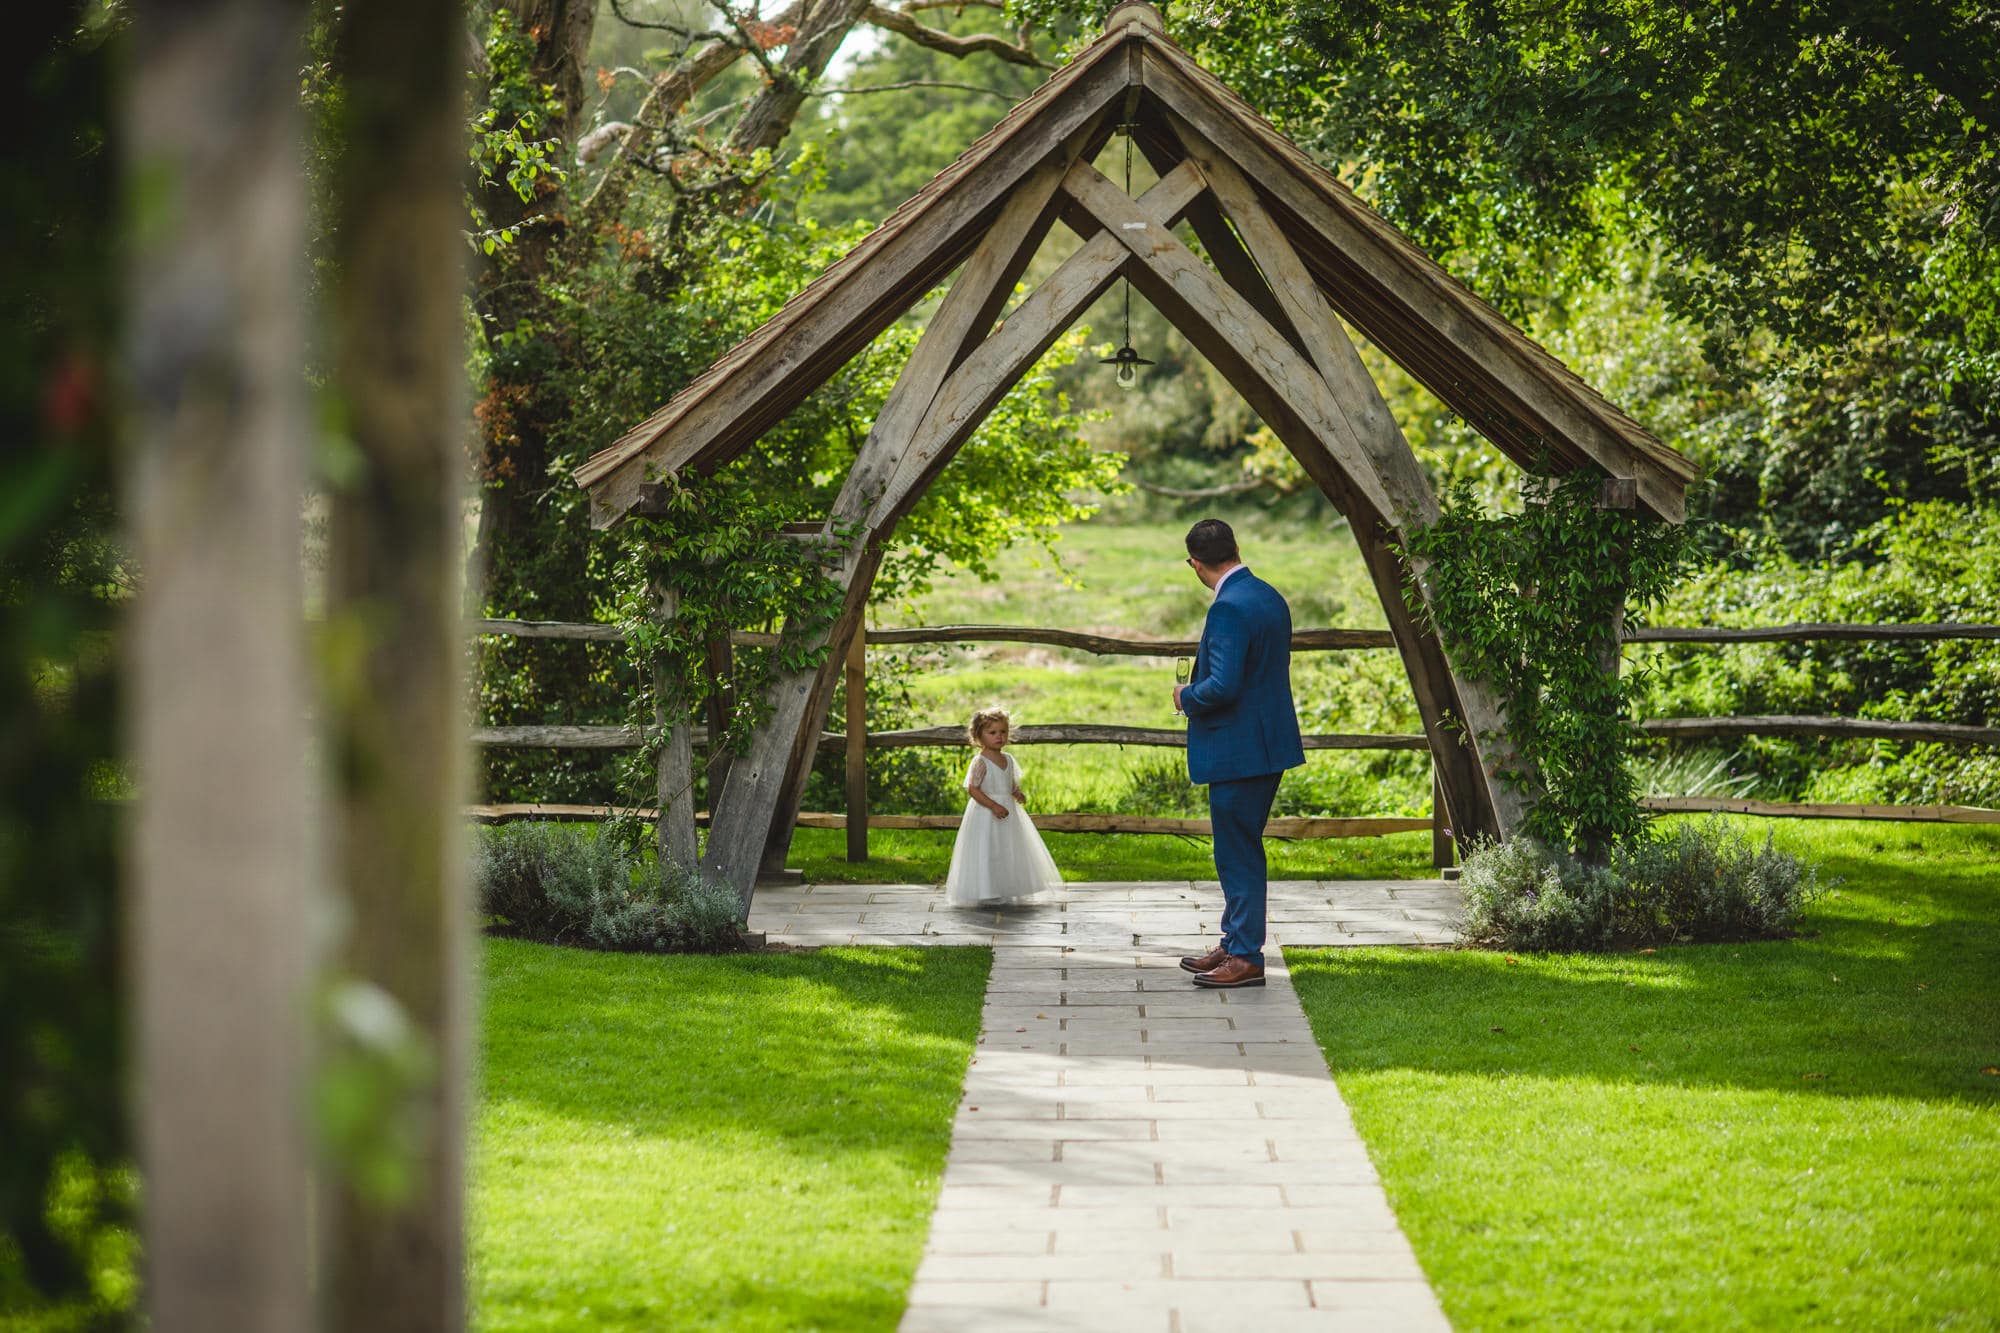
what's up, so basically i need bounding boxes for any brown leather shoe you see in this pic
[1180,943,1229,974]
[1192,955,1266,988]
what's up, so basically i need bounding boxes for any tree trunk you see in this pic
[324,0,471,1326]
[123,1,315,1327]
[467,0,598,593]
[725,0,874,156]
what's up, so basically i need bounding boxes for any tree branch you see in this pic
[862,2,1052,69]
[816,78,1018,102]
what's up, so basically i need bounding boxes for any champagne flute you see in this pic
[1172,656,1193,718]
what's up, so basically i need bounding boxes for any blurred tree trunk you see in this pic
[123,1,315,1328]
[323,0,472,1326]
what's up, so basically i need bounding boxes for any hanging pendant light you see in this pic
[1099,123,1153,391]
[1100,342,1153,390]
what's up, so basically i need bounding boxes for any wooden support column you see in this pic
[125,2,315,1325]
[845,621,868,862]
[653,584,698,870]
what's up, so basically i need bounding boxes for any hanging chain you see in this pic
[1121,124,1135,344]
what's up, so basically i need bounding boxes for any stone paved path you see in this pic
[749,881,1460,1330]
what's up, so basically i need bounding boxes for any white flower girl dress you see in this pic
[943,751,1062,907]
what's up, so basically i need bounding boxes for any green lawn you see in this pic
[783,824,1438,884]
[864,514,1433,816]
[472,941,989,1332]
[877,513,1382,636]
[1289,819,2000,1331]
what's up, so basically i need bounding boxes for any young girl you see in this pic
[943,708,1063,908]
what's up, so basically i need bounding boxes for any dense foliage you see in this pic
[1637,502,2000,806]
[1458,819,1824,950]
[1029,0,2000,556]
[1406,468,1699,854]
[0,5,133,1320]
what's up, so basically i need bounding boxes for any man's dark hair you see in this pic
[1185,518,1239,567]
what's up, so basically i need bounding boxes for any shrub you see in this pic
[1457,836,1625,952]
[1615,819,1824,943]
[1458,818,1825,951]
[474,822,743,953]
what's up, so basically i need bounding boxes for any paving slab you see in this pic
[896,937,1454,1332]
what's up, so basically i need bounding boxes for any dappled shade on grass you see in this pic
[1290,820,2000,1330]
[472,942,989,1332]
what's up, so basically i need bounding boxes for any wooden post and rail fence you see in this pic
[469,618,2000,851]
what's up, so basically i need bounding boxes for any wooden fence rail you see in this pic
[471,617,2000,858]
[474,617,2000,653]
[471,716,1997,751]
[462,800,2000,830]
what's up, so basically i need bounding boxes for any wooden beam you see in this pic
[1170,124,1438,527]
[1626,623,2000,644]
[582,51,1134,523]
[1137,52,1691,521]
[740,109,1135,886]
[867,159,1206,531]
[321,0,470,1319]
[1059,157,1404,527]
[1128,116,1298,345]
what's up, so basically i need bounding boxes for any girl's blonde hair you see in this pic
[967,707,1011,745]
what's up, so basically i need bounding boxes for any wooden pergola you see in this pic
[576,0,1696,908]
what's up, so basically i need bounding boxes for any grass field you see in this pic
[472,942,989,1332]
[861,514,1432,818]
[1289,819,2000,1331]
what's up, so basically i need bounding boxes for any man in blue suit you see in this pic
[1171,519,1306,988]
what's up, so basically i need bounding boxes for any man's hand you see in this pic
[1173,684,1184,712]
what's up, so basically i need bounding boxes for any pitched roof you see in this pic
[578,1,1696,523]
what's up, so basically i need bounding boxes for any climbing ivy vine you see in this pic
[1404,468,1700,857]
[608,474,852,848]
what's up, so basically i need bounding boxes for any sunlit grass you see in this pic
[1290,820,2000,1331]
[471,943,989,1332]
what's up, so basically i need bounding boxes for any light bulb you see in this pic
[1116,362,1138,390]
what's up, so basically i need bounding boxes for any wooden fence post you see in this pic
[652,583,697,871]
[1431,768,1455,869]
[845,622,868,862]
[704,634,734,799]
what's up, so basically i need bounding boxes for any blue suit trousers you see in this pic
[1209,771,1281,966]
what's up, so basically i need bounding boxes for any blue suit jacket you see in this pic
[1181,568,1306,786]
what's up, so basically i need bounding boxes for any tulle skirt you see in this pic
[943,797,1062,907]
